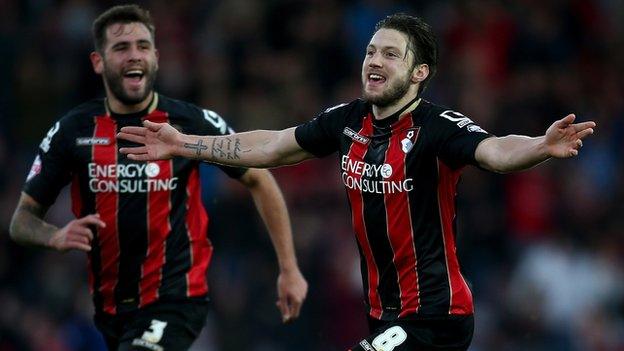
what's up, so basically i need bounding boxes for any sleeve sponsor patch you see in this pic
[39,121,60,153]
[26,155,42,181]
[440,110,488,133]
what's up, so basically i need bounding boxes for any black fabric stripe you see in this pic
[362,129,401,318]
[407,151,451,314]
[113,128,148,312]
[159,158,193,298]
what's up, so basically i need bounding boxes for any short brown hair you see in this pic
[375,13,438,95]
[92,4,155,52]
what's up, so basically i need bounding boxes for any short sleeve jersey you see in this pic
[295,99,492,320]
[23,93,247,315]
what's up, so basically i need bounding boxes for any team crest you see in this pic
[400,127,420,153]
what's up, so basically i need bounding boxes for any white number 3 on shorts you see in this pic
[372,326,407,351]
[142,319,168,343]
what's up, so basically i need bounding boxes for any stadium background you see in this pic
[0,0,623,350]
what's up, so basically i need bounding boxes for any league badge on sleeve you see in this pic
[26,155,42,181]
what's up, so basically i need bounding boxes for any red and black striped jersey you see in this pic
[295,99,492,321]
[23,93,247,315]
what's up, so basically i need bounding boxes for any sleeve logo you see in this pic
[76,137,110,146]
[440,110,488,133]
[203,109,234,135]
[26,155,42,181]
[39,122,60,153]
[343,127,370,144]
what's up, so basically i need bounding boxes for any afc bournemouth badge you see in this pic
[401,127,420,153]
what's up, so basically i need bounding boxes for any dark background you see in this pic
[0,0,623,350]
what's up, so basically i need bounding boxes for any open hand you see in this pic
[118,120,180,161]
[545,114,596,158]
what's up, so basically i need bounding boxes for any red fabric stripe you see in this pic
[139,159,172,307]
[436,159,474,314]
[93,115,119,314]
[345,115,383,318]
[185,167,211,296]
[383,117,420,317]
[139,111,173,307]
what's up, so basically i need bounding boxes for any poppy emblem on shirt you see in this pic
[401,127,420,153]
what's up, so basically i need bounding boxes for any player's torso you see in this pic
[63,96,214,313]
[336,100,473,319]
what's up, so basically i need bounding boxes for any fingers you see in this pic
[64,241,92,252]
[119,146,148,155]
[117,132,146,144]
[289,295,303,320]
[78,214,107,228]
[118,126,147,136]
[276,291,305,323]
[143,120,163,131]
[576,127,594,140]
[557,114,576,127]
[126,153,153,161]
[275,298,290,323]
[572,121,596,132]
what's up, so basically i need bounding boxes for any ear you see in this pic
[411,64,429,84]
[154,49,160,71]
[90,51,104,75]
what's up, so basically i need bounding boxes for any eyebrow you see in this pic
[367,44,403,52]
[110,39,153,48]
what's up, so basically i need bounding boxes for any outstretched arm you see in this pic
[10,193,106,252]
[238,169,308,323]
[475,114,596,173]
[118,121,315,168]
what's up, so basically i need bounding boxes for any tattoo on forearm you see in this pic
[210,137,250,160]
[11,202,55,246]
[184,139,209,156]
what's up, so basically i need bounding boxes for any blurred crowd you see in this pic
[1,0,623,350]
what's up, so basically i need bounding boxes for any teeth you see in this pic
[125,70,144,76]
[369,74,384,80]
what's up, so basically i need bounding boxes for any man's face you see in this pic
[94,22,158,105]
[362,28,415,107]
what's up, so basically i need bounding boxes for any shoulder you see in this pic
[59,98,106,125]
[47,99,105,137]
[417,100,474,127]
[321,98,367,116]
[157,94,232,134]
[157,94,204,118]
[416,100,491,141]
[312,99,368,125]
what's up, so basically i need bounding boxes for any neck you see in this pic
[372,90,420,120]
[106,91,154,114]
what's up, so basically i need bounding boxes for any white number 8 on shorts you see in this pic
[371,326,407,351]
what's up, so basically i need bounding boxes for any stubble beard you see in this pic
[362,72,412,108]
[103,61,157,106]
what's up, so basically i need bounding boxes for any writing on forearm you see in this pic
[184,139,209,156]
[210,137,250,160]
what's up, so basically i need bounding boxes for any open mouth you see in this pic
[123,69,145,84]
[367,73,386,85]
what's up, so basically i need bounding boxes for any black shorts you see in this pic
[350,315,474,351]
[94,298,209,351]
